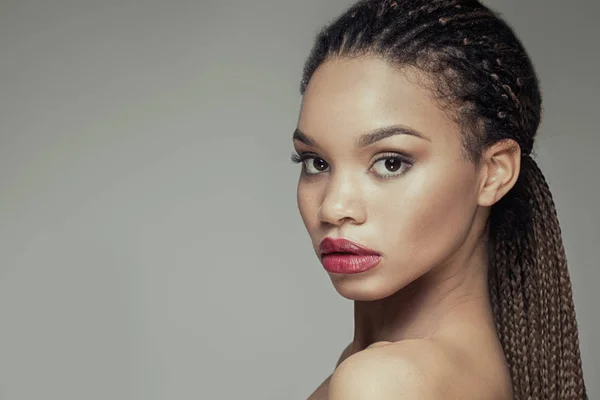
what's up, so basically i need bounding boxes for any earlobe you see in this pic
[477,140,521,207]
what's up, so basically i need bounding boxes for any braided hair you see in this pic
[299,1,586,398]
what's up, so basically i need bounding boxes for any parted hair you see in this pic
[299,1,586,398]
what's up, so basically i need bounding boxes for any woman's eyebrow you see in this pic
[292,128,315,146]
[293,124,430,147]
[357,124,431,147]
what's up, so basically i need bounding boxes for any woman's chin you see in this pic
[329,273,403,301]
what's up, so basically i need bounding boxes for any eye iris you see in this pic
[313,158,328,171]
[385,158,401,172]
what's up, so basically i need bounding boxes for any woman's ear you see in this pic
[477,139,522,207]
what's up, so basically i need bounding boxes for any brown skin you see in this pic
[295,57,520,399]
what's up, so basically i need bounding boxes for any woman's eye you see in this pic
[304,157,329,174]
[371,156,410,177]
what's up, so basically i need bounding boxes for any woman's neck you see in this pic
[352,241,493,350]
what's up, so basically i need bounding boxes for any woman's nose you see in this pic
[317,174,366,226]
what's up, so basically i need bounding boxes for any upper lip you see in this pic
[319,237,380,257]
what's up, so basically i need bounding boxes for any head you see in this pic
[293,0,586,398]
[295,56,519,300]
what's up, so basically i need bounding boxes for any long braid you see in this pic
[489,153,587,398]
[522,156,586,398]
[300,0,587,398]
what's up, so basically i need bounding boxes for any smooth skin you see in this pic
[294,57,519,399]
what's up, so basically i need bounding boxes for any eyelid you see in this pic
[371,151,414,164]
[291,151,320,163]
[293,150,413,163]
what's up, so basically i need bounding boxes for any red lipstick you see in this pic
[319,238,382,274]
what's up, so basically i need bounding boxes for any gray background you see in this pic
[0,0,597,399]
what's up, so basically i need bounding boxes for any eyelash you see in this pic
[290,151,414,179]
[290,152,305,164]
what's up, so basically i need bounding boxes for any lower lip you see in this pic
[321,254,382,274]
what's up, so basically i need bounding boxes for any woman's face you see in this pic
[294,57,485,301]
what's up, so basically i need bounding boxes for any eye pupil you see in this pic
[313,158,328,171]
[385,158,401,171]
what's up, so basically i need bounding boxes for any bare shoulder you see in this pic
[327,339,451,399]
[328,339,506,399]
[306,341,357,400]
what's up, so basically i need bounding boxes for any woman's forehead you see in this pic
[298,57,459,145]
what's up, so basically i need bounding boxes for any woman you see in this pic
[291,0,587,398]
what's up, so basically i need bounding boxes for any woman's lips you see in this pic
[321,253,382,274]
[319,238,382,274]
